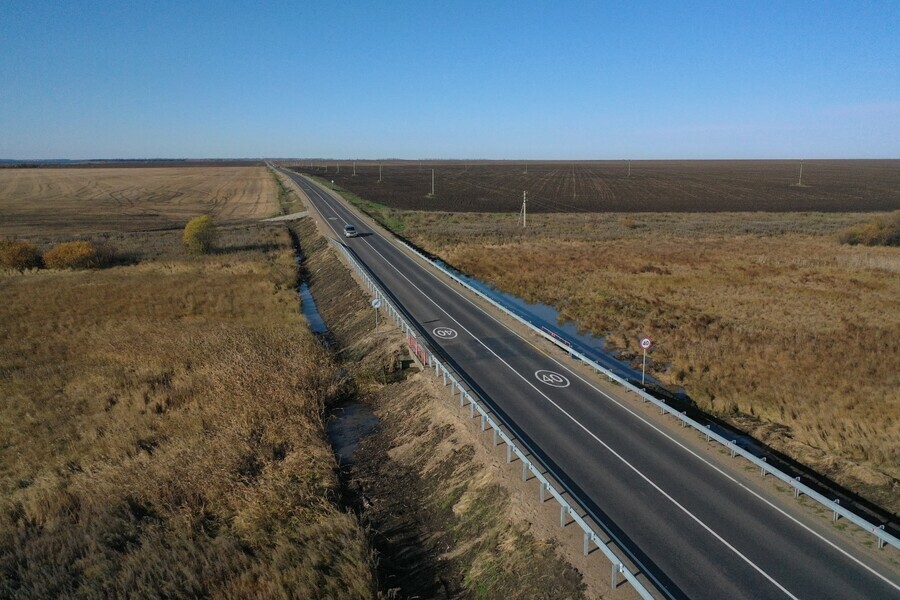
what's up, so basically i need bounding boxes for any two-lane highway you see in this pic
[282,168,900,600]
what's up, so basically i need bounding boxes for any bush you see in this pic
[43,241,102,269]
[183,215,217,254]
[0,239,42,271]
[839,211,900,247]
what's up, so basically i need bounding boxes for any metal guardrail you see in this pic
[329,239,658,600]
[395,239,900,552]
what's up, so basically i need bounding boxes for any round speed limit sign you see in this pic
[640,337,652,350]
[371,298,382,309]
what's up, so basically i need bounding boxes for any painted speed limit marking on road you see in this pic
[433,327,458,340]
[535,370,570,388]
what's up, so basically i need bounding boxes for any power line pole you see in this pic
[521,191,527,227]
[627,160,631,177]
[378,164,383,183]
[797,161,803,186]
[353,161,357,176]
[524,161,528,174]
[431,169,435,196]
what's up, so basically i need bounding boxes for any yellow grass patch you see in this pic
[403,212,900,511]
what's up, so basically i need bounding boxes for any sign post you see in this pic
[640,337,652,385]
[372,298,382,333]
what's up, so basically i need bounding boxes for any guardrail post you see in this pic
[470,401,475,418]
[877,525,886,549]
[832,499,840,522]
[705,424,711,444]
[612,563,621,588]
[659,401,665,415]
[794,477,801,497]
[759,457,767,477]
[522,461,528,481]
[493,428,499,445]
[681,411,687,427]
[507,445,512,463]
[442,369,447,385]
[540,483,546,503]
[481,414,487,431]
[583,532,590,556]
[730,441,737,458]
[560,505,567,527]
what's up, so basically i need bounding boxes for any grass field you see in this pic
[289,160,900,213]
[316,183,900,513]
[0,170,378,596]
[0,166,278,236]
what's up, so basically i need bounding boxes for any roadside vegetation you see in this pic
[293,217,588,599]
[0,169,378,598]
[314,186,900,514]
[839,210,900,246]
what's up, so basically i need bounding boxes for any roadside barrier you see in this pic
[395,239,900,552]
[330,238,658,600]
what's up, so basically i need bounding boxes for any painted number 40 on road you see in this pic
[535,370,570,388]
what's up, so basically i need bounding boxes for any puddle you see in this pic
[326,402,380,466]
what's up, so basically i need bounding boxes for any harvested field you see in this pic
[0,166,278,236]
[289,160,900,213]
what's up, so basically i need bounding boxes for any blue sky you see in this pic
[1,1,898,159]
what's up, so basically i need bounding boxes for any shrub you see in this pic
[839,211,900,247]
[43,241,102,269]
[0,239,42,271]
[183,215,217,254]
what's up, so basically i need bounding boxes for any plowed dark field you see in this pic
[288,160,900,213]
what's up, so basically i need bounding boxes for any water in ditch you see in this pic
[298,282,329,335]
[432,259,671,389]
[293,248,378,466]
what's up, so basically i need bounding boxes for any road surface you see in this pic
[281,168,900,600]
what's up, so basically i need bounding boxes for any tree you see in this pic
[0,239,42,271]
[183,215,217,254]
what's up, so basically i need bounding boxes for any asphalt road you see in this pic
[281,168,900,600]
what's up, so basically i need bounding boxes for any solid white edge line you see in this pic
[378,211,900,592]
[294,173,810,599]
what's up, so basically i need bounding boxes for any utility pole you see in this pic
[353,161,357,176]
[573,165,576,200]
[336,163,340,174]
[378,164,383,183]
[627,160,631,177]
[797,161,804,186]
[524,161,528,174]
[431,169,435,196]
[521,191,527,227]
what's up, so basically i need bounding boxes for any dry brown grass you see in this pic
[397,211,900,512]
[0,166,278,236]
[0,225,376,598]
